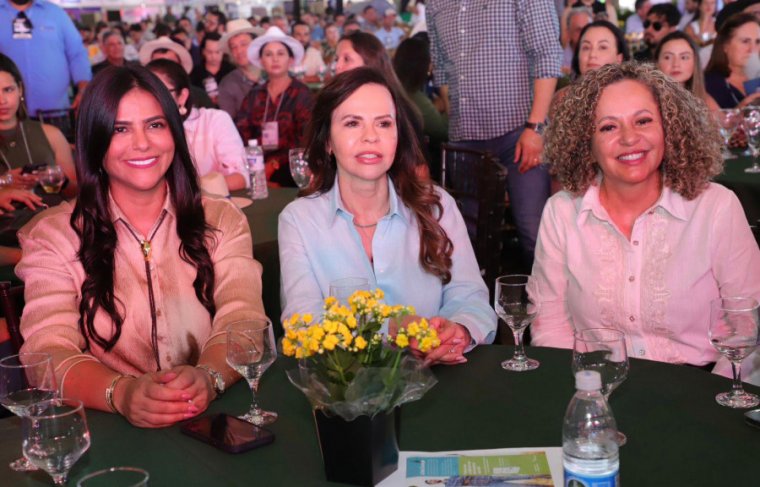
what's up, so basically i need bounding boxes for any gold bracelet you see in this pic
[105,374,131,415]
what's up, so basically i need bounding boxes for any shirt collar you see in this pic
[2,1,42,11]
[108,184,176,226]
[577,178,688,225]
[327,175,410,227]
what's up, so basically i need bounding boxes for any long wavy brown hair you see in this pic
[302,67,453,283]
[72,65,217,353]
[546,62,723,199]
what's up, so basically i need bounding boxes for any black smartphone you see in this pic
[180,413,275,453]
[20,163,48,174]
[745,409,760,429]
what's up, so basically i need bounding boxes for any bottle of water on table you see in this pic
[563,370,619,487]
[245,139,268,200]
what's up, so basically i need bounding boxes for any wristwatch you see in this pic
[196,365,226,396]
[524,121,547,136]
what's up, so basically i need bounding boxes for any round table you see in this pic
[0,345,756,486]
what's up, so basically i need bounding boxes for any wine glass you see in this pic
[22,399,90,486]
[715,108,739,160]
[0,352,58,471]
[0,171,13,187]
[226,318,278,425]
[494,274,540,372]
[77,466,149,487]
[39,166,66,194]
[743,109,760,173]
[572,328,629,445]
[709,297,760,408]
[328,277,369,304]
[288,148,312,189]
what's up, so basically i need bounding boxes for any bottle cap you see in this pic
[575,370,602,391]
[248,139,258,147]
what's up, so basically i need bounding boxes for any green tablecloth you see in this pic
[715,156,760,224]
[0,346,756,486]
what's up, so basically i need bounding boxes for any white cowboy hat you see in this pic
[139,37,193,74]
[247,26,304,69]
[220,19,265,54]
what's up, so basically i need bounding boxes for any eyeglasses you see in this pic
[643,20,664,31]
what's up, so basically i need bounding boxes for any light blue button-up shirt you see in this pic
[278,178,497,345]
[0,0,91,115]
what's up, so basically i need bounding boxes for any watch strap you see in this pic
[196,364,225,395]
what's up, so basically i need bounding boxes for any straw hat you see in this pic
[139,37,193,74]
[220,19,265,54]
[247,26,304,69]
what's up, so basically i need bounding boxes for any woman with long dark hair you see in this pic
[278,68,496,365]
[16,65,266,428]
[334,31,395,77]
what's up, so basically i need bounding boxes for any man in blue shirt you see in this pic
[0,0,91,116]
[374,9,405,50]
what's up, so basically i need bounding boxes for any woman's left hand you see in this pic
[160,365,216,415]
[422,317,471,366]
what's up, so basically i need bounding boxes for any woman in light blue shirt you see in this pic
[278,67,496,365]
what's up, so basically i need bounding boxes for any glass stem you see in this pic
[247,378,261,414]
[512,329,526,361]
[731,361,745,396]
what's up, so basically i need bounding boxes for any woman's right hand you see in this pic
[0,187,44,214]
[8,168,39,190]
[114,372,200,428]
[736,92,760,110]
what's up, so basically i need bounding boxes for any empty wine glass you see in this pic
[227,319,278,425]
[494,274,540,372]
[328,277,369,304]
[709,297,760,408]
[715,108,739,159]
[77,466,149,487]
[39,166,66,194]
[743,108,760,173]
[22,399,90,486]
[0,171,13,187]
[0,352,58,471]
[288,148,312,189]
[572,328,629,445]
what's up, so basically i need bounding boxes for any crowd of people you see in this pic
[0,0,756,427]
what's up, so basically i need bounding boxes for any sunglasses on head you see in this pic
[643,20,663,31]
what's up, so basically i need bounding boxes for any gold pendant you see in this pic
[140,240,152,261]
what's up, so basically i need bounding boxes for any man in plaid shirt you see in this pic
[427,0,562,267]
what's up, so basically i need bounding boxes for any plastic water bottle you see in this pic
[563,370,619,487]
[245,139,268,200]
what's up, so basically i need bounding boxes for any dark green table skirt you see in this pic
[715,156,760,224]
[0,345,756,486]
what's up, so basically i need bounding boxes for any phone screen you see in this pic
[180,413,275,453]
[745,409,760,429]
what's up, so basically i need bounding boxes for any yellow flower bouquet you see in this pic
[283,289,439,420]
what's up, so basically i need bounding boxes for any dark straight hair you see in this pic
[705,12,760,77]
[146,58,195,120]
[72,65,216,353]
[572,20,630,77]
[303,67,454,283]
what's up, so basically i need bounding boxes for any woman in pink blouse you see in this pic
[16,66,266,427]
[534,63,760,378]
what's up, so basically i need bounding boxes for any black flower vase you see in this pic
[313,407,400,486]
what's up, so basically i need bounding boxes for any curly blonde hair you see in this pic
[546,62,723,200]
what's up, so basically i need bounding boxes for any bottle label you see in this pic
[564,469,618,487]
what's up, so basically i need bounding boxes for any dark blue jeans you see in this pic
[457,128,551,266]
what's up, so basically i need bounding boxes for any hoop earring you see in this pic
[179,105,187,116]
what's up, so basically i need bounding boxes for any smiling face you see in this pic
[657,38,695,84]
[103,88,175,204]
[578,26,623,75]
[335,40,364,74]
[0,71,21,129]
[260,41,293,78]
[328,83,397,185]
[591,80,664,194]
[724,21,760,71]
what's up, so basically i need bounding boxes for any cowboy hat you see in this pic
[247,26,304,69]
[139,37,193,74]
[220,19,265,54]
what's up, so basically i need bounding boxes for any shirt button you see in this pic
[633,240,639,246]
[156,309,162,317]
[165,355,172,363]
[638,349,646,357]
[629,315,636,322]
[460,51,465,57]
[628,276,635,282]
[460,29,465,34]
[461,6,466,11]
